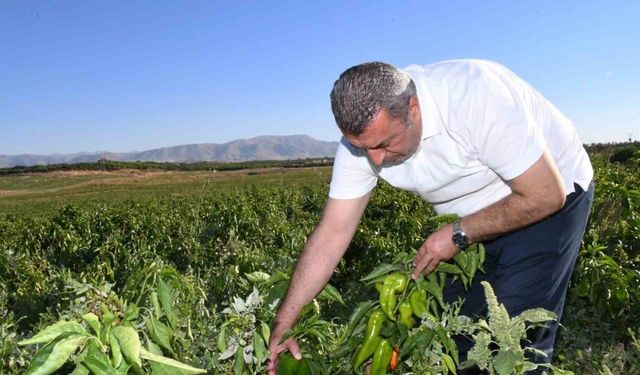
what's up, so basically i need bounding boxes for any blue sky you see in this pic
[1,0,638,155]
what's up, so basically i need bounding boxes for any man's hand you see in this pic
[266,193,371,374]
[412,149,566,280]
[267,336,301,375]
[411,223,461,279]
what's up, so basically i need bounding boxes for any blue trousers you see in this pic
[444,182,594,374]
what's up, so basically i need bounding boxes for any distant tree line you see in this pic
[0,157,334,176]
[2,142,639,176]
[585,141,640,164]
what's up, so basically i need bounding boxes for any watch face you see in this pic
[453,231,468,249]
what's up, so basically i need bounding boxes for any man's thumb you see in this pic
[287,339,302,360]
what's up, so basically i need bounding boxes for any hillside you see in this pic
[0,135,339,168]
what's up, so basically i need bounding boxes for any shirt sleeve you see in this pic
[328,137,378,199]
[463,63,547,181]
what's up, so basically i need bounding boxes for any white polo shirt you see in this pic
[328,59,593,216]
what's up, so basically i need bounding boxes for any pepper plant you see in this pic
[330,227,486,375]
[18,284,206,374]
[215,270,345,374]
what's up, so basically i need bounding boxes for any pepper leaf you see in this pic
[157,277,177,329]
[112,326,142,368]
[140,347,207,374]
[19,321,86,346]
[361,263,396,283]
[25,333,88,375]
[317,283,345,305]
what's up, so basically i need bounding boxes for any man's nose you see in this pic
[367,149,386,166]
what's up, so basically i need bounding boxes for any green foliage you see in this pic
[609,146,639,164]
[330,236,485,375]
[1,147,640,374]
[17,283,206,375]
[462,281,559,375]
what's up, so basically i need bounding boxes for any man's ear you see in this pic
[409,96,421,122]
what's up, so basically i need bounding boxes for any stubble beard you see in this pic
[383,119,420,166]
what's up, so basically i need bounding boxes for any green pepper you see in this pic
[370,338,393,375]
[409,288,428,318]
[277,353,311,375]
[353,309,385,369]
[398,300,414,329]
[379,272,408,320]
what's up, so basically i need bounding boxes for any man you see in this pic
[267,60,594,374]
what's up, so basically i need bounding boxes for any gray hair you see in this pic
[330,62,416,136]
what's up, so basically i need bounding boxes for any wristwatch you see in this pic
[452,219,470,250]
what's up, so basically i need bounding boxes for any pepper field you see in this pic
[1,147,639,374]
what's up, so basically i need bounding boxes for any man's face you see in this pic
[345,96,423,167]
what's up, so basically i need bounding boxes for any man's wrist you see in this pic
[451,219,470,250]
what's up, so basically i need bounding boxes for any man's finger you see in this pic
[267,338,301,374]
[267,352,277,375]
[421,260,439,276]
[412,246,429,279]
[412,255,432,279]
[413,247,425,267]
[267,344,284,375]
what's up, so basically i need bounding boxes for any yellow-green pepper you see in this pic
[409,288,428,318]
[370,338,393,375]
[353,309,385,369]
[379,272,408,320]
[398,300,414,329]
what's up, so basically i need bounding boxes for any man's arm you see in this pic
[412,149,566,277]
[462,149,566,243]
[267,192,371,374]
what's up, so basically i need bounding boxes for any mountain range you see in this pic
[0,135,340,168]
